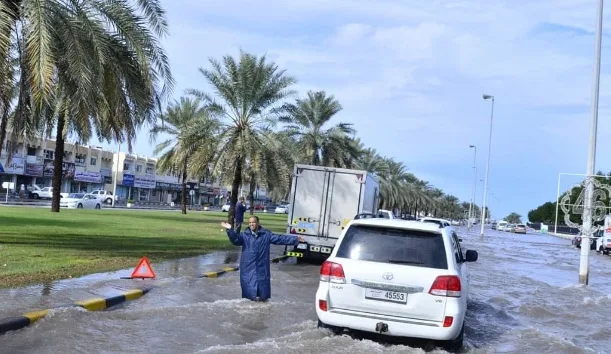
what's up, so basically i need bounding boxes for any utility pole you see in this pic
[580,0,604,285]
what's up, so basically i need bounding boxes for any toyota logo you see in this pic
[382,272,393,280]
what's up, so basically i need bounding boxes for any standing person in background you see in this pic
[234,196,248,233]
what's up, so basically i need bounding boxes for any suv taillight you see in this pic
[429,275,461,297]
[320,261,346,284]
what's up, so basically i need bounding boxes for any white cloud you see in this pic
[112,0,611,218]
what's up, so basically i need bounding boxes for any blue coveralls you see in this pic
[226,227,299,301]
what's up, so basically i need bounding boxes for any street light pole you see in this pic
[480,94,495,238]
[468,145,477,230]
[580,0,604,286]
[112,142,120,207]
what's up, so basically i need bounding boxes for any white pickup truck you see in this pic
[29,185,68,199]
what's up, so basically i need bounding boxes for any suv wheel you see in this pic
[441,324,464,352]
[317,319,343,335]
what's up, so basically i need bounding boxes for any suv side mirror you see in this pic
[465,250,478,262]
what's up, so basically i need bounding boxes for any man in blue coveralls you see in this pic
[221,216,304,301]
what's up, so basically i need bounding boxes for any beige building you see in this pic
[0,133,261,206]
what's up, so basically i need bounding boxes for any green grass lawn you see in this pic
[0,208,289,288]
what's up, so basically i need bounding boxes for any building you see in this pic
[0,134,227,205]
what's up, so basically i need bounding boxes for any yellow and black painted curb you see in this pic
[200,266,240,278]
[271,255,289,263]
[0,288,151,335]
[200,255,292,278]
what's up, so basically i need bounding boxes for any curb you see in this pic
[271,255,289,263]
[0,288,151,335]
[200,266,240,278]
[200,255,290,278]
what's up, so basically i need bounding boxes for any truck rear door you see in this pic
[322,171,364,240]
[288,167,331,237]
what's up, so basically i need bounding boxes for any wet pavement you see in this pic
[1,229,611,353]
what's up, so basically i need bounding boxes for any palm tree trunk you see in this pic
[0,102,9,159]
[228,158,243,226]
[51,114,66,212]
[181,163,187,215]
[248,174,255,215]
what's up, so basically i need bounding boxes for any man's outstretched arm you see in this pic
[269,232,304,246]
[221,222,243,246]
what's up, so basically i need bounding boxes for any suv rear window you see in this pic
[336,225,448,269]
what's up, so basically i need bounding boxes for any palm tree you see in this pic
[0,0,175,212]
[150,97,219,214]
[188,50,296,225]
[279,90,356,167]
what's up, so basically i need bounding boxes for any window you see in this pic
[136,165,142,172]
[451,232,464,263]
[44,149,54,160]
[75,154,86,164]
[27,147,37,156]
[145,166,154,174]
[90,157,97,166]
[123,163,131,171]
[336,225,448,269]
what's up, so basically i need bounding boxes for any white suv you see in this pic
[90,190,118,204]
[315,219,478,351]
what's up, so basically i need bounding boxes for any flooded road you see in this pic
[1,229,611,353]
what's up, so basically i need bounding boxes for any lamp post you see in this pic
[580,0,604,286]
[480,94,495,238]
[468,145,477,230]
[111,143,120,207]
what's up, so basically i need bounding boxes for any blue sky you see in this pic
[92,0,611,221]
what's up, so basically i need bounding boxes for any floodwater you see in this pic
[1,230,611,353]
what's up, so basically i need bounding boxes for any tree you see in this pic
[189,51,296,226]
[0,0,174,212]
[279,90,357,167]
[150,97,219,214]
[504,212,522,224]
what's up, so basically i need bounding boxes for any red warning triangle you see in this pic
[130,256,156,279]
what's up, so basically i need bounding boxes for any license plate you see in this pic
[365,288,407,303]
[297,243,307,250]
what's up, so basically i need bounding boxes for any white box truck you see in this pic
[284,164,380,260]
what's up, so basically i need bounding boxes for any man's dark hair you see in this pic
[249,215,260,222]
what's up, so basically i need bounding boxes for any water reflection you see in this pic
[42,282,52,296]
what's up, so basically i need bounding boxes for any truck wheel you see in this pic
[33,194,39,199]
[77,203,83,209]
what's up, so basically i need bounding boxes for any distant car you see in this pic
[275,204,290,214]
[316,218,478,351]
[514,224,527,234]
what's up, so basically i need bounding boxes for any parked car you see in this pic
[574,229,603,250]
[89,189,118,204]
[274,204,290,214]
[59,193,102,209]
[316,218,478,351]
[29,185,68,199]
